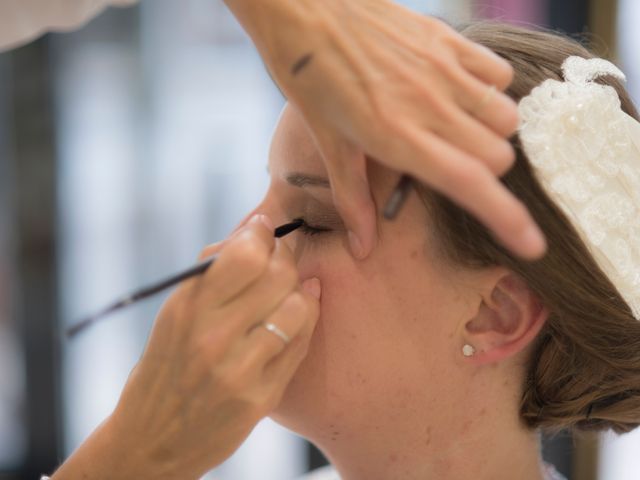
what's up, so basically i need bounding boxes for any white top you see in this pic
[299,462,568,480]
[0,0,138,52]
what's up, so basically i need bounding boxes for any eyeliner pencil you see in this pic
[67,219,304,338]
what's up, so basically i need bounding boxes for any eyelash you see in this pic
[294,217,332,236]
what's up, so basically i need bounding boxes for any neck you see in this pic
[308,397,546,480]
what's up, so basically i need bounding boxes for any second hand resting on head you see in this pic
[224,0,547,261]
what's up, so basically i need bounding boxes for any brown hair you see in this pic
[418,22,640,435]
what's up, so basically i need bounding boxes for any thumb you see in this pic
[197,241,226,262]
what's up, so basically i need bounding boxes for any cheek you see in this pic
[274,239,469,435]
[294,250,377,370]
[294,247,457,393]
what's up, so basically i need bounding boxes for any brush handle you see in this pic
[67,219,304,338]
[67,256,217,337]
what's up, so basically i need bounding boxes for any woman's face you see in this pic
[255,105,479,442]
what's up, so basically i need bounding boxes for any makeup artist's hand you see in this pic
[50,214,320,480]
[225,0,547,261]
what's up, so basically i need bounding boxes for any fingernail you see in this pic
[348,230,365,259]
[302,277,321,300]
[260,214,274,231]
[250,214,274,231]
[520,225,547,258]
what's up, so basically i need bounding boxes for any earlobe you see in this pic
[461,273,548,365]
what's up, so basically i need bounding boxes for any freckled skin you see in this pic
[248,105,545,480]
[256,106,470,442]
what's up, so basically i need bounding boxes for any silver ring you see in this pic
[263,322,291,345]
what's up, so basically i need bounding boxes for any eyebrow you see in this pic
[286,172,330,188]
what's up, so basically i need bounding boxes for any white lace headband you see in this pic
[518,56,640,320]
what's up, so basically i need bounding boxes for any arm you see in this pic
[48,418,160,480]
[48,216,320,480]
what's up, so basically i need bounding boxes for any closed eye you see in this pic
[294,217,333,236]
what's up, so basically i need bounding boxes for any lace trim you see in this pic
[519,56,640,319]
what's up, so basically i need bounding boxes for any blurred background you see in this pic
[0,0,638,478]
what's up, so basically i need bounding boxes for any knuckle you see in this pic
[429,48,458,79]
[411,85,457,127]
[193,327,234,365]
[231,234,270,273]
[212,322,236,346]
[215,367,247,395]
[198,242,221,261]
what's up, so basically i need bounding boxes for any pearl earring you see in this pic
[462,344,476,357]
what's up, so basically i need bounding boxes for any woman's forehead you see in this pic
[268,104,328,177]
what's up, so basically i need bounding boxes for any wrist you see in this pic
[49,417,127,480]
[104,407,201,480]
[51,414,186,480]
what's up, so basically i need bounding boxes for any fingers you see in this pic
[198,241,225,262]
[470,86,519,144]
[450,65,520,139]
[183,222,318,398]
[198,214,275,308]
[243,278,320,363]
[398,125,547,260]
[454,35,514,91]
[214,239,299,337]
[431,101,515,177]
[312,128,377,259]
[199,212,274,263]
[228,208,265,237]
[207,278,319,416]
[256,278,321,403]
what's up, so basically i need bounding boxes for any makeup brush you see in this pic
[383,174,413,220]
[67,219,305,338]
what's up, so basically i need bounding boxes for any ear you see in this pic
[462,271,548,366]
